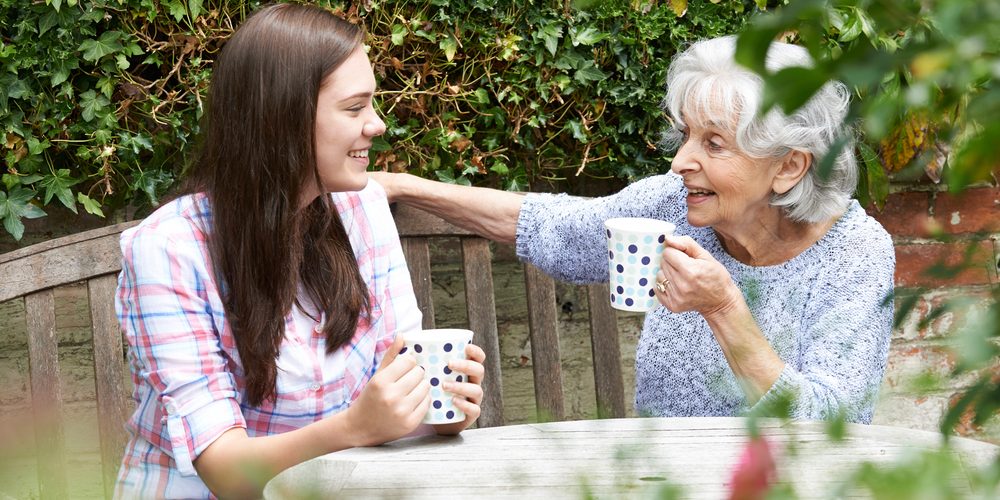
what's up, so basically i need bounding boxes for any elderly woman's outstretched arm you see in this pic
[369,172,524,244]
[372,172,689,285]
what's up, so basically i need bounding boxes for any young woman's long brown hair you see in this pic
[184,3,369,406]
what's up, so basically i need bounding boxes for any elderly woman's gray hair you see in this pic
[661,35,857,223]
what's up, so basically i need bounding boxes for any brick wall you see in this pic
[868,184,1000,441]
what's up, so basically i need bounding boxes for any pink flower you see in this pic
[727,436,777,500]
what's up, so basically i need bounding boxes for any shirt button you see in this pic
[310,383,321,391]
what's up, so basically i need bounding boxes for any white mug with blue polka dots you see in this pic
[604,218,676,312]
[400,328,474,424]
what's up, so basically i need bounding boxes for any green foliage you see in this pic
[0,186,45,240]
[736,0,1000,208]
[738,0,1000,460]
[0,0,754,241]
[1,0,248,241]
[365,0,753,192]
[836,450,1000,499]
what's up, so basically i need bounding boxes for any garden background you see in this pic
[1,0,998,498]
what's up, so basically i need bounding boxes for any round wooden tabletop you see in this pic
[264,417,999,499]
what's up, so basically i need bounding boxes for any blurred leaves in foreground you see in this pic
[737,0,999,440]
[734,2,999,498]
[735,0,998,209]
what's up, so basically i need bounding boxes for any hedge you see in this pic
[0,0,755,241]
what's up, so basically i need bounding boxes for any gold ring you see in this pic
[655,279,670,294]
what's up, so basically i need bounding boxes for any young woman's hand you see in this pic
[432,343,486,435]
[346,336,431,447]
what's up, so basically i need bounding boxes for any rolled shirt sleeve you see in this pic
[118,225,246,476]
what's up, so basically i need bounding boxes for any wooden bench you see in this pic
[0,203,626,499]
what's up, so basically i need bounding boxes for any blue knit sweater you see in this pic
[515,172,895,423]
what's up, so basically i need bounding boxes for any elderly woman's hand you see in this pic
[654,235,743,318]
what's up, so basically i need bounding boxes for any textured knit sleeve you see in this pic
[515,173,687,283]
[752,220,895,424]
[117,222,245,476]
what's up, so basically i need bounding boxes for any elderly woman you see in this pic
[373,35,894,424]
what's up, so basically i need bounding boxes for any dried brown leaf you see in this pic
[924,142,950,183]
[670,0,688,17]
[390,159,408,173]
[5,133,20,150]
[471,154,484,169]
[880,112,931,173]
[451,136,472,152]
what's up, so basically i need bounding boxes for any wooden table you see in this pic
[263,417,999,499]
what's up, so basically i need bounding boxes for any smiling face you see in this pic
[669,111,784,235]
[308,46,386,201]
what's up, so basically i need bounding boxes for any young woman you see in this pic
[114,4,485,498]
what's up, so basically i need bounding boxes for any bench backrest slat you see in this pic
[88,274,130,499]
[25,288,69,500]
[586,284,626,419]
[523,264,565,422]
[400,238,436,330]
[458,238,505,428]
[0,222,136,303]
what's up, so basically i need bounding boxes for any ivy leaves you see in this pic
[2,1,128,240]
[79,31,124,62]
[79,90,111,122]
[0,188,45,241]
[368,0,749,190]
[1,0,750,241]
[2,0,208,240]
[535,23,562,56]
[37,168,79,211]
[569,26,608,47]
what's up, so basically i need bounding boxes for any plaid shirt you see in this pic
[113,182,420,499]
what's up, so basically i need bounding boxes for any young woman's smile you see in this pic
[312,47,386,197]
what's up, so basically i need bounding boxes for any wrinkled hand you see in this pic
[654,235,742,318]
[347,336,430,447]
[433,343,486,435]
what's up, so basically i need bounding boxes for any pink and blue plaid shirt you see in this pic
[113,181,420,499]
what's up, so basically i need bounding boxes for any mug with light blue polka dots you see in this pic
[604,218,676,312]
[400,328,474,424]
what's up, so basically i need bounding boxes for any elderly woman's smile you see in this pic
[670,117,789,239]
